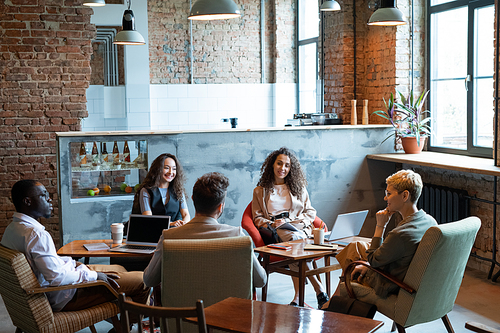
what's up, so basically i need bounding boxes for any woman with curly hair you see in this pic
[132,153,190,227]
[252,147,328,309]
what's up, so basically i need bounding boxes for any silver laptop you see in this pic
[324,210,369,245]
[108,214,171,254]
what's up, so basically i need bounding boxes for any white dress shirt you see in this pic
[1,212,98,311]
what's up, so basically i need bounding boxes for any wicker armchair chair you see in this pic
[0,244,120,333]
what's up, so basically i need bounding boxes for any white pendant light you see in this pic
[113,1,145,45]
[83,0,105,7]
[320,0,341,12]
[368,0,406,26]
[188,0,241,20]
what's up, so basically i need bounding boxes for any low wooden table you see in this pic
[57,239,151,264]
[254,236,370,307]
[185,297,383,333]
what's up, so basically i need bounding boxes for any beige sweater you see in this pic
[251,186,316,237]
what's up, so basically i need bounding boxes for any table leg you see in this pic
[261,255,270,302]
[84,257,89,265]
[298,260,306,307]
[325,256,331,296]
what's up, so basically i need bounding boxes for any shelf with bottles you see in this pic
[70,140,148,199]
[71,140,147,172]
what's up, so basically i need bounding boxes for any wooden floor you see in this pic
[0,262,499,333]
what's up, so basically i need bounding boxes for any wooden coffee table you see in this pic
[185,297,383,333]
[254,237,369,307]
[57,239,151,264]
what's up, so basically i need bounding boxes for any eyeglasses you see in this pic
[385,190,405,197]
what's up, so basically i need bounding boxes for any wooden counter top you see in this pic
[367,152,500,177]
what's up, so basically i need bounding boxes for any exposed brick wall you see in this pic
[323,0,425,125]
[148,0,295,84]
[0,0,95,246]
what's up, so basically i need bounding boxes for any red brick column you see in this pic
[0,0,95,246]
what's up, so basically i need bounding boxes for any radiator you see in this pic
[417,184,469,224]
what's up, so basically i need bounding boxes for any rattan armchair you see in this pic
[0,244,121,333]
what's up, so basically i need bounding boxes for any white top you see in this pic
[267,184,292,216]
[1,212,98,311]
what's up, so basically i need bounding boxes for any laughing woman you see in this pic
[132,153,190,227]
[252,147,329,309]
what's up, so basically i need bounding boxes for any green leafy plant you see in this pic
[373,90,431,146]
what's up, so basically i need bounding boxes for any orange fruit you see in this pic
[125,186,133,193]
[93,187,100,195]
[103,185,112,193]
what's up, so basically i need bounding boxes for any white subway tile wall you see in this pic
[84,83,297,131]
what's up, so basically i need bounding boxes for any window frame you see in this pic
[296,0,320,115]
[427,0,495,158]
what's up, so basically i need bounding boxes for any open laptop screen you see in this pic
[126,214,171,246]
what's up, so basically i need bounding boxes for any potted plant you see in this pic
[373,90,431,154]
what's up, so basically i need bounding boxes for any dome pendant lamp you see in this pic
[368,0,406,26]
[83,0,105,7]
[320,0,341,12]
[188,0,241,20]
[113,0,146,45]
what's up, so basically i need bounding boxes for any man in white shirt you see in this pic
[1,179,149,313]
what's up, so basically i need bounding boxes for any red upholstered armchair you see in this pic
[241,202,327,257]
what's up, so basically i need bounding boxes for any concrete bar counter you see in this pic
[57,125,395,246]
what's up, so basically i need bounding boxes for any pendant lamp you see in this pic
[83,0,105,6]
[188,0,241,20]
[368,0,406,26]
[320,0,341,12]
[113,0,146,45]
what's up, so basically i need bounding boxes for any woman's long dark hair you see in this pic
[132,153,187,213]
[256,147,307,197]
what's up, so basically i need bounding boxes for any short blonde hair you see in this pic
[386,170,423,203]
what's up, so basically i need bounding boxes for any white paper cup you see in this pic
[111,223,124,244]
[313,228,324,245]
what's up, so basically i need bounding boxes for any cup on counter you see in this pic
[312,228,324,245]
[111,223,124,244]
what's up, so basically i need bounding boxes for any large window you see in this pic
[297,0,320,114]
[429,0,494,157]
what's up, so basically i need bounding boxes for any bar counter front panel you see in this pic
[57,125,395,246]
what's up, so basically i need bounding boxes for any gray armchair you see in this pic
[341,216,481,333]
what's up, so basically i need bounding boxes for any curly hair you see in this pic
[132,153,187,212]
[256,147,307,197]
[386,169,423,203]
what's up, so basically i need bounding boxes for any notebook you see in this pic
[108,214,171,254]
[324,210,369,244]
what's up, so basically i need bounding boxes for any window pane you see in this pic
[431,80,467,149]
[473,5,494,148]
[299,43,318,113]
[298,0,319,40]
[430,7,467,149]
[430,0,456,6]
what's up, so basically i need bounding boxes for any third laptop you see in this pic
[324,210,369,245]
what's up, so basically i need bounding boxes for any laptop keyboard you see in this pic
[119,244,156,251]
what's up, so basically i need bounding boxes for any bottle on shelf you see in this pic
[91,142,99,166]
[112,141,120,164]
[123,141,130,162]
[79,142,87,166]
[351,100,357,125]
[362,99,369,125]
[102,142,108,163]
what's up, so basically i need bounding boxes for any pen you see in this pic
[313,243,335,247]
